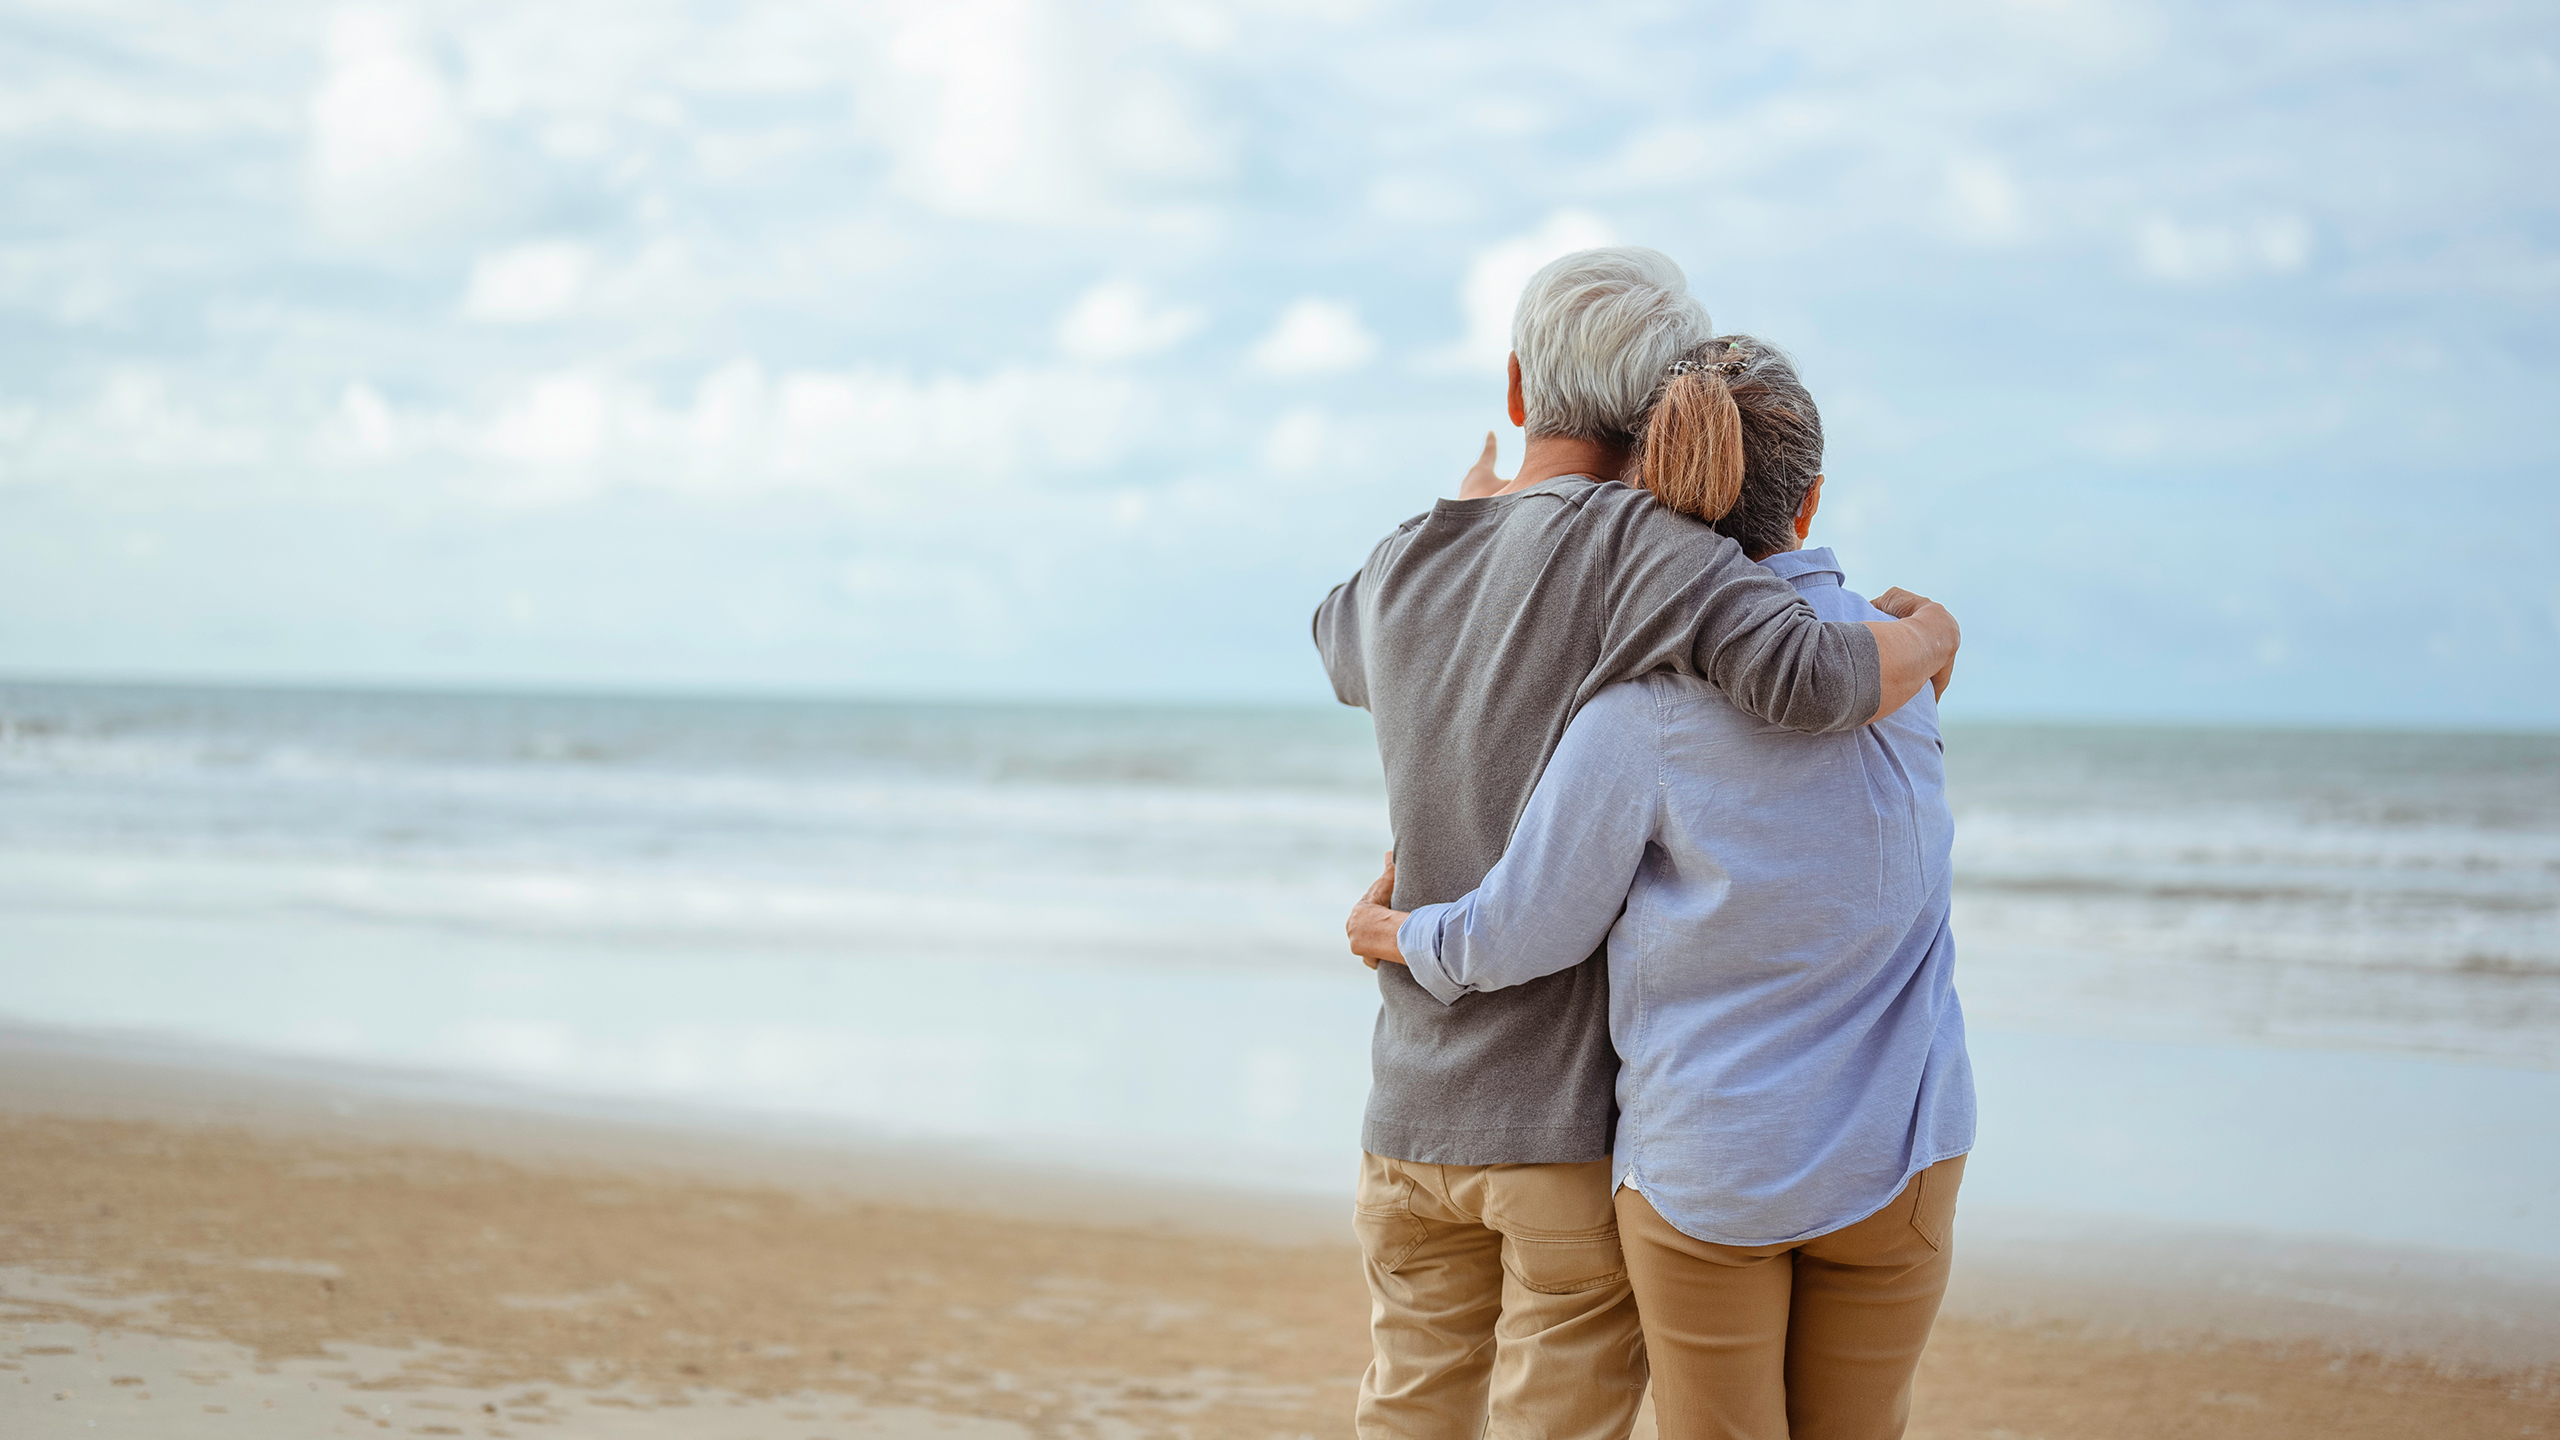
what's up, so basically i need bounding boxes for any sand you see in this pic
[1,1035,2553,1439]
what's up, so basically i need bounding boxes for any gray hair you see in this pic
[1512,247,1713,446]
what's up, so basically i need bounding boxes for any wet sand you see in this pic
[1,1036,2554,1438]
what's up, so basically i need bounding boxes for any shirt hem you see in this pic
[1616,1141,1975,1249]
[1362,1119,1611,1167]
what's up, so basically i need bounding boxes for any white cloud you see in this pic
[439,357,1157,505]
[463,242,594,323]
[337,381,398,459]
[1939,156,2028,244]
[859,0,1234,223]
[2137,214,2314,284]
[1443,210,1616,373]
[484,373,609,467]
[1247,298,1377,377]
[1590,103,1844,194]
[1055,281,1207,362]
[881,0,1060,217]
[1367,171,1482,225]
[0,245,128,327]
[88,369,268,469]
[1595,121,1726,189]
[1094,75,1229,181]
[1259,405,1332,473]
[768,364,1145,483]
[305,8,481,243]
[0,75,292,140]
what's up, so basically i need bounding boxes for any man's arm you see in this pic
[1345,685,1660,1001]
[1871,587,1958,703]
[1602,502,1958,732]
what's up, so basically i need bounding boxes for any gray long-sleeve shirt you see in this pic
[1313,475,1884,1164]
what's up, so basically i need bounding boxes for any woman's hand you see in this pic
[1458,431,1510,500]
[1346,851,1410,969]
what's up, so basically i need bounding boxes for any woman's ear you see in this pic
[1796,474,1825,542]
[1506,353,1527,429]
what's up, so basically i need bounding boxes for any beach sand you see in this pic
[1,1037,2553,1439]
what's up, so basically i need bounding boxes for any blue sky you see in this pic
[1,0,2554,725]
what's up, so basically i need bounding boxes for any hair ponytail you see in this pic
[1636,336,1825,557]
[1636,367,1744,522]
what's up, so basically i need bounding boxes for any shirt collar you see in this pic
[1757,546,1843,589]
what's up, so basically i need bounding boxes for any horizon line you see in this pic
[3,668,2555,740]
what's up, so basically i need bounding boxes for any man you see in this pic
[1311,248,1960,1439]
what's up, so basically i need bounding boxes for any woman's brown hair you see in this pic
[1631,336,1824,559]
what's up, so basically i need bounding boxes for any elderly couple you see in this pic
[1312,246,1973,1440]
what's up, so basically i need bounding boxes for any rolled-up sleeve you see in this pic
[1399,901,1468,1003]
[1394,681,1664,1004]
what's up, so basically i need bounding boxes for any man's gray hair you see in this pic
[1512,246,1713,446]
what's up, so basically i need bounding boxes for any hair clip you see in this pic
[1665,354,1748,379]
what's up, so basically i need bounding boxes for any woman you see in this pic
[1346,336,1974,1440]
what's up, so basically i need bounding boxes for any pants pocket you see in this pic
[1908,1154,1966,1252]
[1355,1203,1430,1274]
[1354,1157,1429,1274]
[1502,1230,1628,1295]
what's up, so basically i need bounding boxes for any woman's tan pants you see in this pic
[1353,1153,1649,1440]
[1614,1154,1966,1440]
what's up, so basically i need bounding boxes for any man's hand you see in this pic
[1346,851,1410,969]
[1867,588,1959,707]
[1458,432,1510,500]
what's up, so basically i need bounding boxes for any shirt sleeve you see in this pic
[1310,573,1365,709]
[1599,505,1882,734]
[1398,682,1664,1004]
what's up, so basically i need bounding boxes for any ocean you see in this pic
[3,681,2555,1255]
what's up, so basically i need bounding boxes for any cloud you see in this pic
[1441,209,1616,373]
[87,370,269,470]
[772,364,1152,487]
[1366,172,1482,226]
[869,0,1229,222]
[880,0,1062,217]
[483,373,609,468]
[1246,299,1377,377]
[305,8,482,243]
[1055,281,1207,362]
[1938,156,2028,245]
[1259,406,1333,473]
[331,381,399,460]
[2137,214,2314,284]
[463,242,594,323]
[425,357,1159,506]
[0,74,292,140]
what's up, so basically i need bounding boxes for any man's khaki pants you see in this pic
[1615,1154,1967,1440]
[1353,1152,1648,1440]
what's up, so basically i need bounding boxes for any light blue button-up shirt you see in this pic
[1398,547,1975,1247]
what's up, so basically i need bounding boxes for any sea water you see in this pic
[2,682,2555,1255]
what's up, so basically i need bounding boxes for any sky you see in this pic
[0,0,2554,727]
